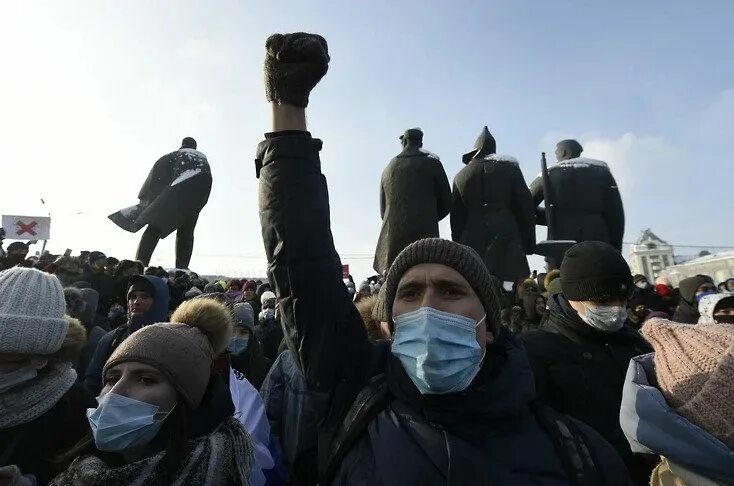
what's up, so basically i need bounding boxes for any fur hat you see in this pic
[103,298,233,408]
[544,269,561,291]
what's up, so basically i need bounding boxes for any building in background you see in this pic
[629,229,675,281]
[661,251,734,286]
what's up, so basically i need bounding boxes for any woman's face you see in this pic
[534,296,547,315]
[102,362,178,412]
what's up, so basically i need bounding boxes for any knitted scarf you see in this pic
[0,362,76,430]
[51,417,254,486]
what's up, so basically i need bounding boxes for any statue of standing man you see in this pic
[109,137,212,269]
[451,127,535,284]
[529,139,624,268]
[373,128,451,275]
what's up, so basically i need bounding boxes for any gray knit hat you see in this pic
[384,238,502,336]
[0,267,68,355]
[233,302,255,331]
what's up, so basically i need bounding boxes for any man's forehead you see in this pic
[398,263,469,286]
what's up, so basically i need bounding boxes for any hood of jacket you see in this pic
[697,293,733,324]
[128,275,170,330]
[679,275,715,305]
[620,353,734,484]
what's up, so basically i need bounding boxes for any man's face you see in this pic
[393,263,491,350]
[714,306,734,323]
[727,280,734,292]
[569,298,627,318]
[243,290,255,300]
[128,291,154,316]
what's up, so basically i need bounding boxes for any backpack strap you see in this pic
[322,374,389,483]
[530,401,600,486]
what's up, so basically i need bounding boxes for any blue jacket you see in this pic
[84,275,169,394]
[261,350,318,483]
[620,353,734,484]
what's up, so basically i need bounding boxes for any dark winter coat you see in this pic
[373,148,451,274]
[256,132,631,485]
[136,148,212,237]
[529,157,625,249]
[84,275,170,395]
[0,383,95,485]
[255,316,284,363]
[522,293,654,485]
[451,154,535,283]
[87,269,115,317]
[261,350,318,486]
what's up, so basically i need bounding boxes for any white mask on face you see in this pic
[581,303,627,333]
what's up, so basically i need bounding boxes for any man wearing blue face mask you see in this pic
[522,241,654,485]
[255,32,631,485]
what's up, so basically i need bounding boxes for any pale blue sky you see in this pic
[2,1,732,278]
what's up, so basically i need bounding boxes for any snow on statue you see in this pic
[108,137,212,269]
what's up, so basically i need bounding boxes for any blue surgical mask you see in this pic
[86,392,173,452]
[228,335,250,355]
[391,307,485,395]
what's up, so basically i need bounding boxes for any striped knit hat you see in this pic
[641,319,734,448]
[0,267,68,355]
[383,238,501,336]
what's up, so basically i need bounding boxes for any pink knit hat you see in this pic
[641,318,734,448]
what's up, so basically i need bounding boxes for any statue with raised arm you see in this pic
[529,139,624,267]
[451,127,535,284]
[373,128,451,275]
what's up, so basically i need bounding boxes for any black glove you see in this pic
[264,32,330,108]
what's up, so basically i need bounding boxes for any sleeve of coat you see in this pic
[528,174,547,226]
[260,351,287,440]
[83,329,115,395]
[256,133,377,433]
[511,167,536,253]
[603,172,625,250]
[137,155,172,202]
[434,161,452,220]
[450,181,467,242]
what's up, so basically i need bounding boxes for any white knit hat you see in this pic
[0,267,68,355]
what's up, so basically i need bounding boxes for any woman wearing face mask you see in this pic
[0,268,95,485]
[52,298,255,485]
[522,241,655,485]
[229,303,272,389]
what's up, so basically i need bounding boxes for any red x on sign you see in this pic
[16,221,38,236]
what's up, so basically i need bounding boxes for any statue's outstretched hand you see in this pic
[264,33,330,108]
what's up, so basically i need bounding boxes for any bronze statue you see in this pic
[451,127,535,283]
[373,128,451,275]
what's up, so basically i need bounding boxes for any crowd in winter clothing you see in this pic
[2,32,734,486]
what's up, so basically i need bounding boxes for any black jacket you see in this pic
[256,132,630,485]
[451,155,535,283]
[529,158,624,249]
[374,148,451,274]
[522,294,654,485]
[0,383,95,485]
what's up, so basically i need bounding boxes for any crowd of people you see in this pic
[1,32,733,486]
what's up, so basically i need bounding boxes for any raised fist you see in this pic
[264,33,330,108]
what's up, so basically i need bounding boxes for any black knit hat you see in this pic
[560,241,633,302]
[383,238,502,336]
